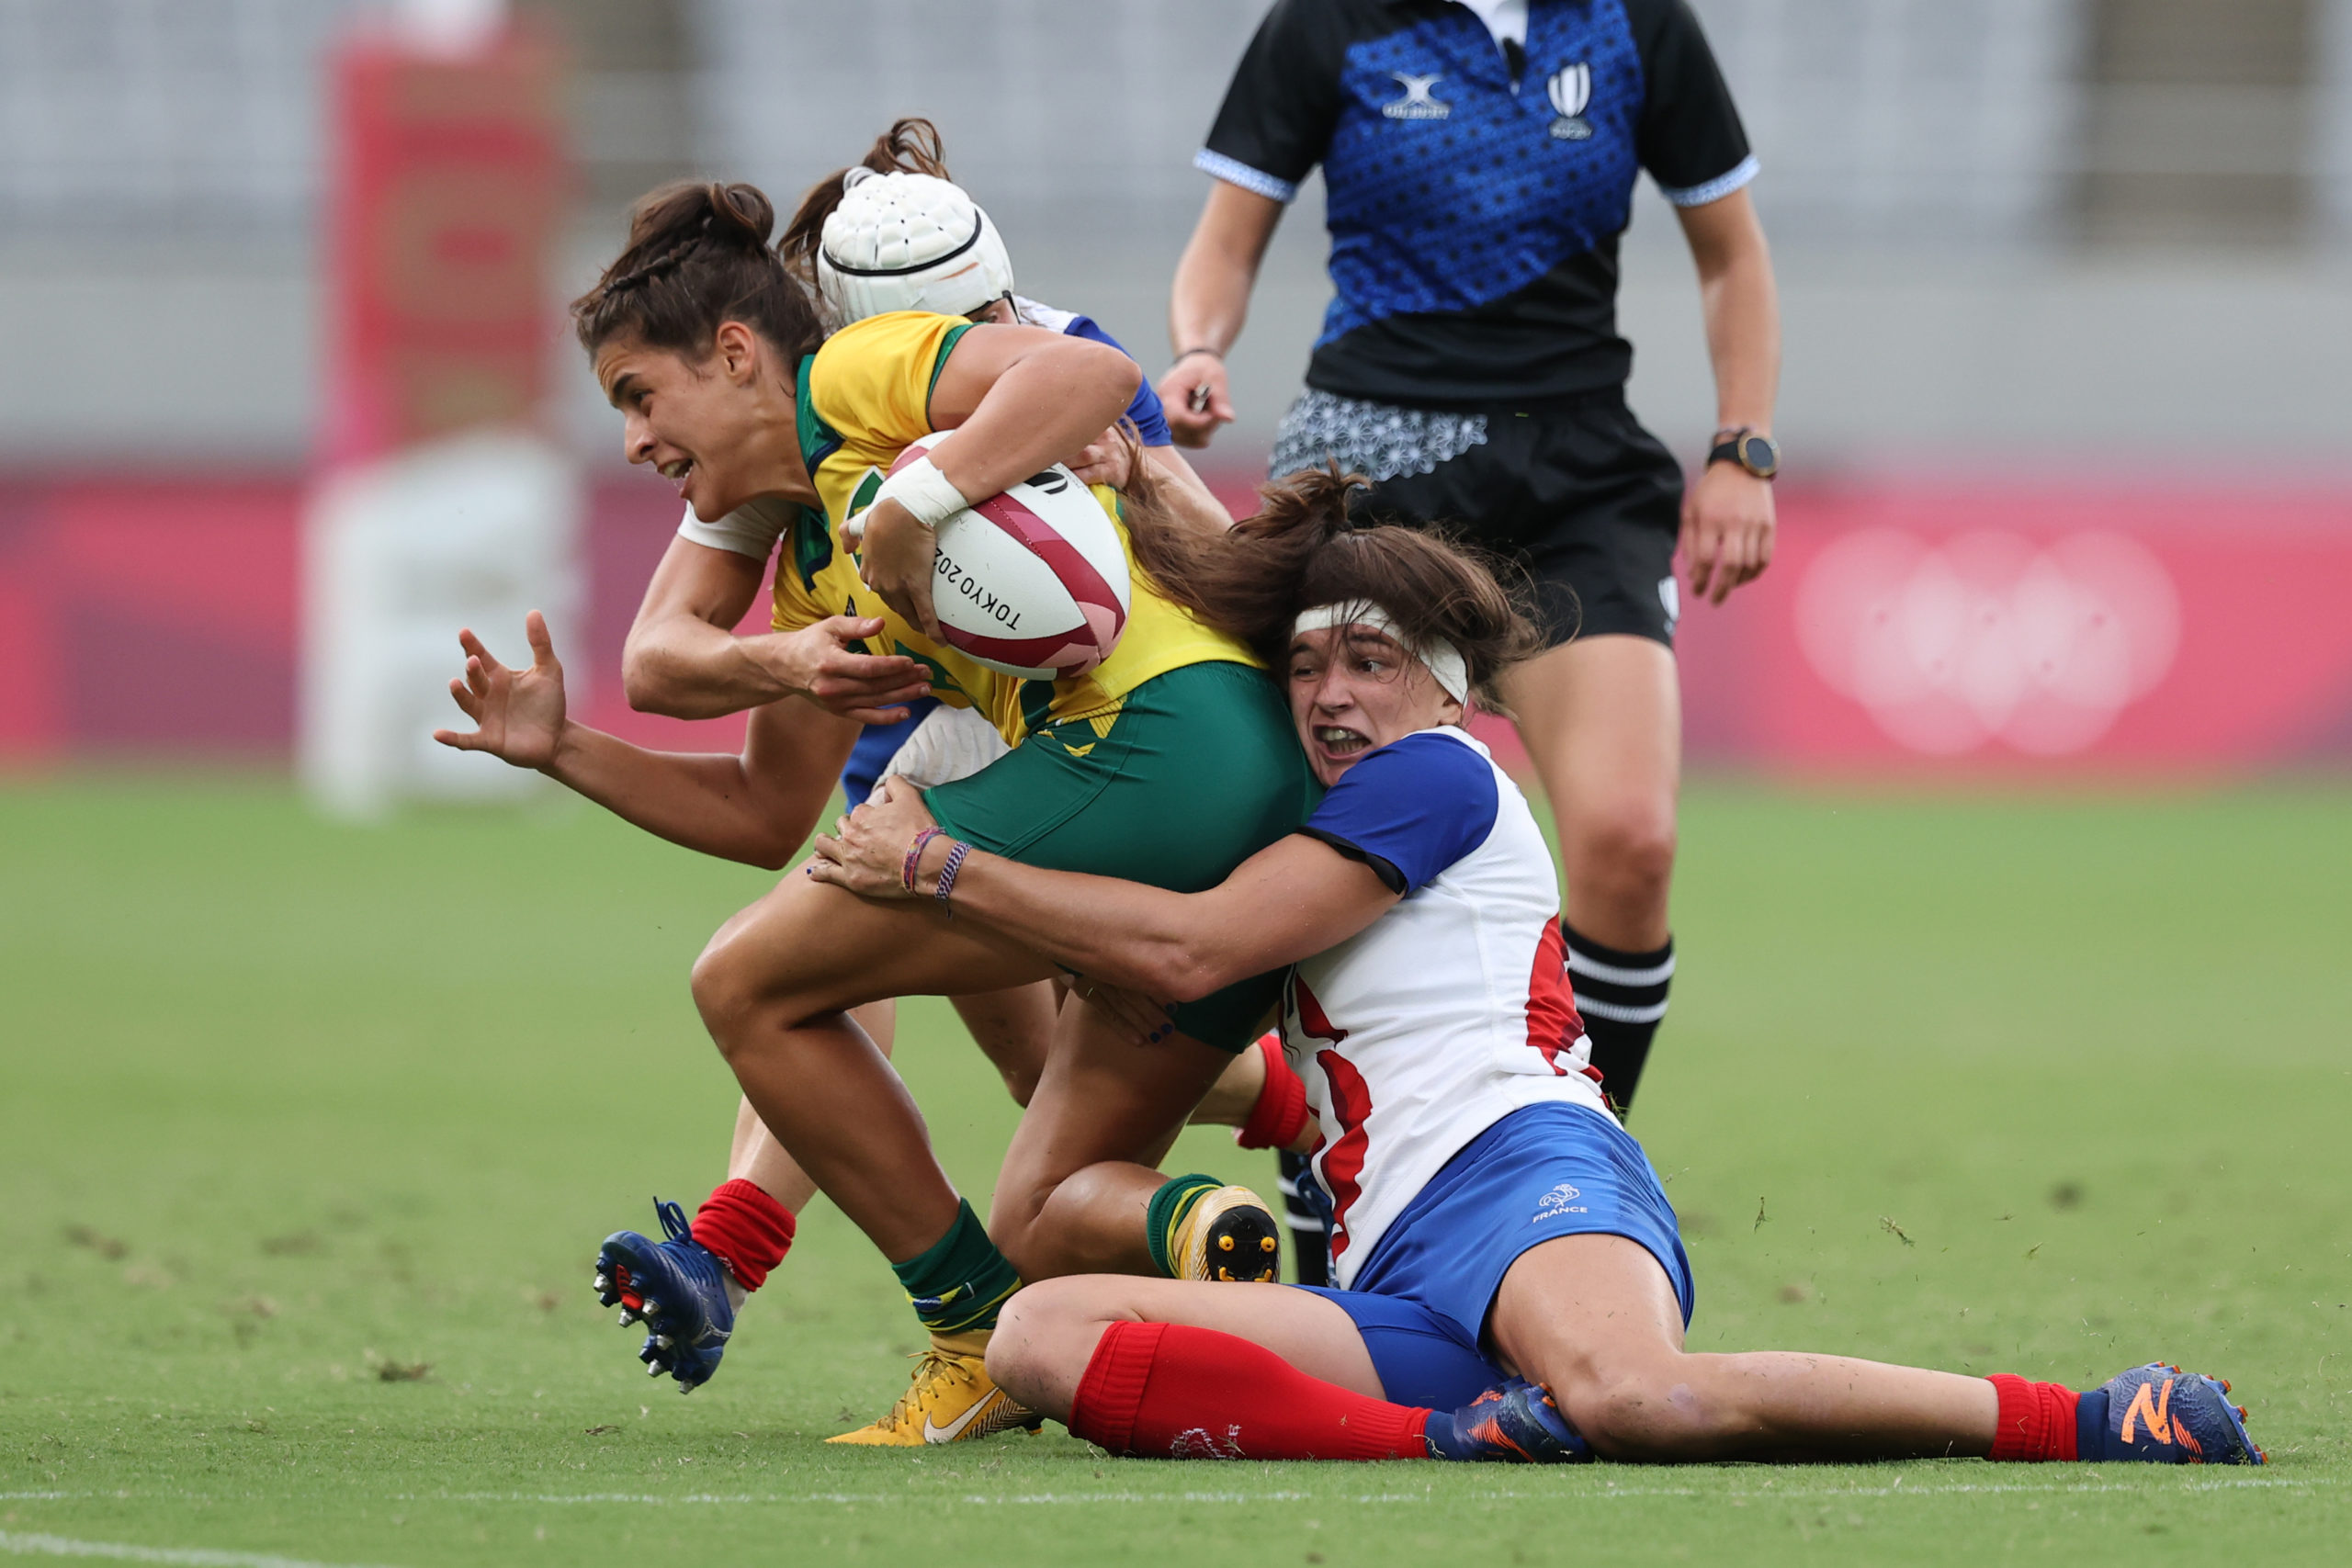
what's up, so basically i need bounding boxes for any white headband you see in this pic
[1292,602,1470,705]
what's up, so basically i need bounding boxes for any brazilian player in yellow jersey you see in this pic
[778,310,1253,745]
[435,180,1313,1445]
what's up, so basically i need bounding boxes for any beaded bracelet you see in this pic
[901,827,946,895]
[934,840,973,909]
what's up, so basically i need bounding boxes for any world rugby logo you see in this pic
[1547,63,1593,140]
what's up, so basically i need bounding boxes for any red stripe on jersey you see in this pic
[1290,973,1369,1259]
[1315,1046,1373,1260]
[1526,916,1589,1077]
[1289,970,1349,1048]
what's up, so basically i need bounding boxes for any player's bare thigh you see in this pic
[693,865,1059,1030]
[1497,634,1680,947]
[989,1275,1382,1421]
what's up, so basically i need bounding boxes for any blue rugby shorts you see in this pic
[1293,1100,1692,1410]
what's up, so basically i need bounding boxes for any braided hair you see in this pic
[571,181,824,364]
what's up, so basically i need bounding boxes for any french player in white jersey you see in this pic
[809,469,2262,1468]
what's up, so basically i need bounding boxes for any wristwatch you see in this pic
[1708,427,1780,479]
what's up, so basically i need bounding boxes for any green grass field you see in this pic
[3,773,2348,1566]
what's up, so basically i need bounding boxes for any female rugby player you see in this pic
[437,176,1316,1446]
[808,474,2262,1469]
[589,123,1280,1404]
[1161,0,1783,1118]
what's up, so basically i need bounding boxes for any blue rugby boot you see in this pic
[594,1199,737,1393]
[1425,1378,1593,1463]
[2082,1363,2265,1465]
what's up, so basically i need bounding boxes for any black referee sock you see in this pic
[1561,923,1674,1116]
[1276,1150,1332,1287]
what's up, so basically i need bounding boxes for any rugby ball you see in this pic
[881,432,1132,679]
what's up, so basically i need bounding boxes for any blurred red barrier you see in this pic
[1668,481,2352,773]
[324,22,566,467]
[5,472,2349,772]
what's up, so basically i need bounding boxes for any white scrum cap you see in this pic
[817,167,1015,322]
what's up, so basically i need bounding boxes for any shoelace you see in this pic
[654,1198,693,1245]
[875,1349,977,1427]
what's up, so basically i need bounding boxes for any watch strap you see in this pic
[1707,428,1778,479]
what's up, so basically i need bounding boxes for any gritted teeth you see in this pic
[1317,727,1369,752]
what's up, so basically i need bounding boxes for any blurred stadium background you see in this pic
[2,0,2350,776]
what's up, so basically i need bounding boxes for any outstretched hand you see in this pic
[432,611,567,770]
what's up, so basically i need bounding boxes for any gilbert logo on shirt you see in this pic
[1547,62,1594,140]
[1382,71,1451,119]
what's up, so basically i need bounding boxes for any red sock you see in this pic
[1069,1320,1430,1461]
[689,1179,795,1292]
[1986,1375,2080,1461]
[1235,1033,1311,1152]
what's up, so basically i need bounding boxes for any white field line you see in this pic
[6,1475,2327,1516]
[412,1473,2327,1506]
[0,1532,396,1568]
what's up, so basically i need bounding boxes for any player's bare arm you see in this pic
[622,535,930,722]
[1676,186,1780,606]
[813,783,1396,1010]
[435,611,851,869]
[1158,181,1282,448]
[859,325,1141,639]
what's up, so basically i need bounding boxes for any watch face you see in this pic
[1739,434,1780,476]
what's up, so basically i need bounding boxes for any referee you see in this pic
[1162,0,1779,1129]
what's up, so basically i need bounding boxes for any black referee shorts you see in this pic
[1275,387,1685,650]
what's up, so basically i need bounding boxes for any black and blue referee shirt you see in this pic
[1197,0,1756,407]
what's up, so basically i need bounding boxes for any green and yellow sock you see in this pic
[1144,1173,1227,1279]
[892,1198,1022,1337]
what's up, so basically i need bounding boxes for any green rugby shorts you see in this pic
[924,659,1317,1050]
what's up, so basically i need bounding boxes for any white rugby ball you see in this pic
[882,431,1132,679]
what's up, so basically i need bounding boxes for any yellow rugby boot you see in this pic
[826,1329,1042,1447]
[1172,1184,1283,1283]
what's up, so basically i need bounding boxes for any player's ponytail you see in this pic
[779,118,957,289]
[571,179,823,365]
[1142,465,1544,712]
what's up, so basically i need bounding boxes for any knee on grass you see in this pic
[986,1279,1110,1416]
[1549,1360,1742,1461]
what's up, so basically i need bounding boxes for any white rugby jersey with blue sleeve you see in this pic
[1279,724,1609,1288]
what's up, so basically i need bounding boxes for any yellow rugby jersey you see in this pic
[770,310,1257,745]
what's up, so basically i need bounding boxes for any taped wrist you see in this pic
[874,454,969,530]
